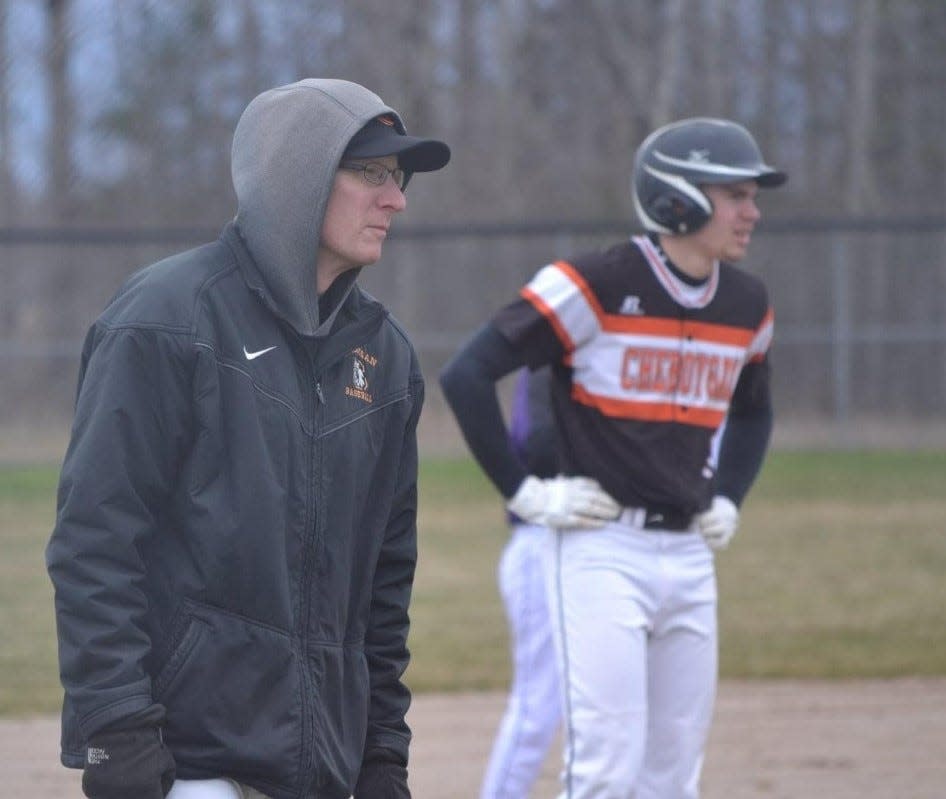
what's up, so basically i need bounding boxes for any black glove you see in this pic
[353,749,410,799]
[82,725,176,799]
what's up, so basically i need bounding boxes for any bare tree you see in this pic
[391,0,439,134]
[756,0,785,180]
[697,0,729,115]
[46,0,76,222]
[239,0,266,101]
[4,0,944,227]
[845,0,879,212]
[0,0,12,224]
[96,1,240,224]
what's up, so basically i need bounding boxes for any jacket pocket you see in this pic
[153,600,303,793]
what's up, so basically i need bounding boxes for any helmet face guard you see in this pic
[632,117,786,235]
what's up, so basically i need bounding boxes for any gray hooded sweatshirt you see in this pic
[233,78,405,336]
[47,79,424,798]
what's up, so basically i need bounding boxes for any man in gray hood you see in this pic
[46,79,449,799]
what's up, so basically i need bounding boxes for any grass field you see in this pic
[3,451,946,715]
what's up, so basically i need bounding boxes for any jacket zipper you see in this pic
[299,351,322,793]
[296,307,385,794]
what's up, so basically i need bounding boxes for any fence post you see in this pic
[830,234,852,426]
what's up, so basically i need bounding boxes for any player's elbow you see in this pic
[438,352,474,409]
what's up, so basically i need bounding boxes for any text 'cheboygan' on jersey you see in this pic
[492,234,773,514]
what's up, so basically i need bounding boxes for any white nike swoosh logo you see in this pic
[243,345,278,361]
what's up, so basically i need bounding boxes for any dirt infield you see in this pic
[7,678,946,798]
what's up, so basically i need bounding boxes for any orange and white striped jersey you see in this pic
[493,234,773,513]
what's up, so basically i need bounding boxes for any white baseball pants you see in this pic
[167,779,270,799]
[166,780,357,799]
[481,523,562,798]
[545,516,718,799]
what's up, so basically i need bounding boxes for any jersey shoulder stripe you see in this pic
[747,307,774,363]
[521,284,576,353]
[520,261,602,353]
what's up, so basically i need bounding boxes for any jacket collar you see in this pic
[224,222,374,341]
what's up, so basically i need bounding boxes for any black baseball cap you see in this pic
[343,115,450,173]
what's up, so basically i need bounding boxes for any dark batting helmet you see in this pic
[632,117,786,235]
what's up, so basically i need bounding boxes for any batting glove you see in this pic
[82,725,175,799]
[508,475,621,529]
[697,495,740,550]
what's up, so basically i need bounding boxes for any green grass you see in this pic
[715,451,946,678]
[4,451,946,716]
[410,461,509,691]
[0,466,63,716]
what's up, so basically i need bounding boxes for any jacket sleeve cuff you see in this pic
[79,697,163,739]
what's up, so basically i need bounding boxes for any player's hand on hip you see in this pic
[508,475,621,529]
[697,495,740,549]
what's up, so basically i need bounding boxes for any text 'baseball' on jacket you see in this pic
[46,79,424,799]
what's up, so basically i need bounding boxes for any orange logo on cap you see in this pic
[377,115,396,126]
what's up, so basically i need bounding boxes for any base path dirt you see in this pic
[7,678,946,798]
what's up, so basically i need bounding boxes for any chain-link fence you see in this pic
[2,217,945,463]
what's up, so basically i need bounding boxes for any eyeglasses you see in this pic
[338,161,407,191]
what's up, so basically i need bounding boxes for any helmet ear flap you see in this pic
[647,189,711,234]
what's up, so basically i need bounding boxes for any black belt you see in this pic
[619,506,695,532]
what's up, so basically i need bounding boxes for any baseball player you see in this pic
[480,367,561,799]
[440,118,785,798]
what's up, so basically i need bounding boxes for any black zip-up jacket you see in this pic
[46,80,425,799]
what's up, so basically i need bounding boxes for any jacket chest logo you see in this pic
[353,358,368,390]
[345,347,377,404]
